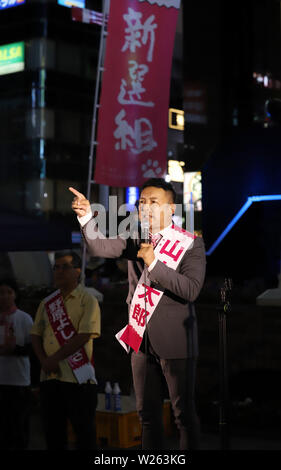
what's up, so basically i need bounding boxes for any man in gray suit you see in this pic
[70,178,206,450]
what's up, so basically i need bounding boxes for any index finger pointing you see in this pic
[69,187,85,200]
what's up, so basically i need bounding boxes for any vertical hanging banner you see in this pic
[94,0,181,187]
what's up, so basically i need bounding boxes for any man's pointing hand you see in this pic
[69,187,91,218]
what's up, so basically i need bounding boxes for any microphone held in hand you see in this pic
[140,208,150,244]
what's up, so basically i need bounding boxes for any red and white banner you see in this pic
[94,0,181,187]
[116,224,195,353]
[44,290,97,384]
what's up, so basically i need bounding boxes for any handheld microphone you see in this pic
[140,208,150,243]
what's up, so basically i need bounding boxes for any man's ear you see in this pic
[170,203,176,215]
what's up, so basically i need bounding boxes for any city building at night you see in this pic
[183,0,281,285]
[0,0,104,253]
[0,0,184,280]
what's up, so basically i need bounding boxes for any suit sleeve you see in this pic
[81,217,129,259]
[148,236,206,302]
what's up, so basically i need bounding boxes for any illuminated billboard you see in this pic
[0,42,25,76]
[58,0,85,8]
[168,108,184,130]
[184,172,202,211]
[168,160,185,182]
[0,0,25,10]
[126,187,139,211]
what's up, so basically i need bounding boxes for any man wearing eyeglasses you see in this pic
[31,251,101,450]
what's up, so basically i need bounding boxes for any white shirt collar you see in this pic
[150,223,173,237]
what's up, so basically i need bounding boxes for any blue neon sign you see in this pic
[0,0,25,10]
[206,195,281,255]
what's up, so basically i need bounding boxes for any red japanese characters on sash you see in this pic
[44,290,97,384]
[116,225,196,353]
[94,0,181,187]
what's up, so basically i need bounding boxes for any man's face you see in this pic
[0,284,16,310]
[138,186,175,233]
[53,255,80,290]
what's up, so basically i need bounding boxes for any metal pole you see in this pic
[218,306,229,449]
[80,0,110,284]
[218,278,232,449]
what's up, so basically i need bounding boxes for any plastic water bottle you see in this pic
[105,381,112,410]
[113,382,121,411]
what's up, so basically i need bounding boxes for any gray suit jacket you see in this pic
[82,219,206,359]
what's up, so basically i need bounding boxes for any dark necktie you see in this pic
[149,232,162,249]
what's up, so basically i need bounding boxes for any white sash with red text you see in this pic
[116,225,196,353]
[44,290,97,384]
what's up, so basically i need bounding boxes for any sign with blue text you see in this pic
[0,0,25,10]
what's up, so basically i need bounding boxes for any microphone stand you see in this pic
[218,278,232,450]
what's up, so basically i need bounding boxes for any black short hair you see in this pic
[55,251,82,269]
[0,278,19,301]
[140,178,176,203]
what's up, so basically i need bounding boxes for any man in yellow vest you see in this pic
[31,251,101,450]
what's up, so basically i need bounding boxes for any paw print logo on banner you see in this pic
[142,159,162,177]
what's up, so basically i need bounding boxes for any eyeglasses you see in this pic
[53,264,76,271]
